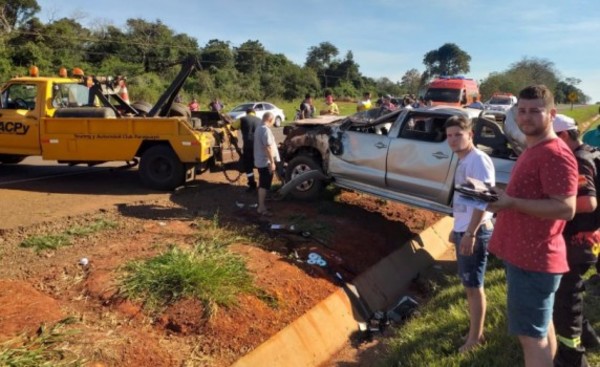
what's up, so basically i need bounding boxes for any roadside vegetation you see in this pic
[560,104,599,131]
[0,319,82,367]
[118,214,272,314]
[20,217,117,252]
[378,259,600,366]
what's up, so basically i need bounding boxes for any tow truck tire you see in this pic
[285,155,324,200]
[139,145,185,190]
[169,103,191,121]
[0,154,26,164]
[131,101,152,115]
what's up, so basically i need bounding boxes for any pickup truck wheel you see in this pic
[139,145,185,190]
[274,116,282,127]
[285,155,323,200]
[0,155,26,164]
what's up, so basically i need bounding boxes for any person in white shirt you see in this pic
[445,114,495,353]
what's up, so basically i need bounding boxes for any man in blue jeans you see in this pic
[445,114,495,352]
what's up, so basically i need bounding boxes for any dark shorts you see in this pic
[257,166,273,189]
[452,226,492,288]
[505,262,562,338]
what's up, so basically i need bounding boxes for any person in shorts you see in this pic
[487,85,579,367]
[445,114,495,352]
[253,112,280,216]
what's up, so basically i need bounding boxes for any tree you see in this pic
[400,68,422,96]
[331,51,362,93]
[125,19,190,72]
[508,57,559,91]
[305,42,339,89]
[0,0,39,33]
[422,43,471,79]
[201,39,234,71]
[235,40,266,75]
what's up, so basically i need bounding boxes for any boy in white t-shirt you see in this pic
[445,114,495,353]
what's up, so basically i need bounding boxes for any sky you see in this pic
[35,0,600,102]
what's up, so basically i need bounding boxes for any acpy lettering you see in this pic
[0,122,30,135]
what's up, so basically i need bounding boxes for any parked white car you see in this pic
[227,102,285,127]
[483,93,517,121]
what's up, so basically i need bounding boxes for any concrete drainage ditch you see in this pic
[232,216,454,367]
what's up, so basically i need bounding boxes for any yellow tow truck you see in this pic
[0,57,236,190]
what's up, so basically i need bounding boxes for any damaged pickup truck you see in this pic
[279,106,517,215]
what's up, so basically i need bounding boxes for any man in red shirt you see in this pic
[487,85,578,367]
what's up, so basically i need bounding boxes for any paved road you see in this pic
[0,157,180,230]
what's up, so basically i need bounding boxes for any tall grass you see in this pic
[118,214,262,314]
[559,104,599,130]
[119,240,255,314]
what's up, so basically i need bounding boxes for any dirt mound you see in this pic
[0,186,441,366]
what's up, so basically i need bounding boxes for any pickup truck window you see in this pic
[1,84,37,110]
[400,115,447,143]
[52,83,93,108]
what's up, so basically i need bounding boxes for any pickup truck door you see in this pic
[328,124,390,188]
[385,112,456,203]
[0,82,41,155]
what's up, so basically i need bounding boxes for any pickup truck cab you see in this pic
[280,106,515,215]
[0,60,220,190]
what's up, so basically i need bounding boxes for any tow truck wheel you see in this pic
[285,155,323,200]
[139,145,185,190]
[0,154,26,164]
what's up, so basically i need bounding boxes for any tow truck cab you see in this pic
[0,59,218,190]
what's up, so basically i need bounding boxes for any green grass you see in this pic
[558,104,599,131]
[118,241,255,314]
[118,214,269,314]
[0,319,83,367]
[377,259,600,367]
[20,217,118,252]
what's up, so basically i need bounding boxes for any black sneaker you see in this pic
[245,186,257,193]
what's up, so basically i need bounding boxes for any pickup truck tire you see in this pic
[0,154,26,164]
[274,117,282,127]
[285,155,324,200]
[139,145,185,190]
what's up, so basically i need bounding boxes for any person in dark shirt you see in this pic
[552,114,600,367]
[299,94,314,119]
[238,108,262,192]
